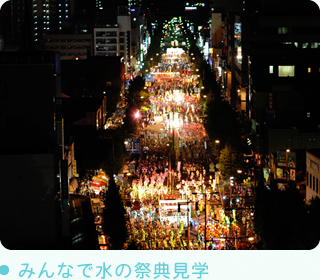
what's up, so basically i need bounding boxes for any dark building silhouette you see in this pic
[0,51,63,249]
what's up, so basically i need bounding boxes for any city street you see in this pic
[117,48,256,250]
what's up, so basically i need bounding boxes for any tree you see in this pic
[219,144,244,182]
[102,178,128,250]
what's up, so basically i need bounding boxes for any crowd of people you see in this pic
[78,50,257,250]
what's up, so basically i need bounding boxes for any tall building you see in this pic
[0,51,65,249]
[211,0,320,172]
[93,7,132,74]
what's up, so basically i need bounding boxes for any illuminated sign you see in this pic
[185,7,197,11]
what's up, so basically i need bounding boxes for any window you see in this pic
[278,65,295,77]
[278,27,288,34]
[308,67,311,73]
[302,43,308,48]
[307,172,309,185]
[310,174,312,188]
[269,65,273,74]
[313,176,315,191]
[317,178,319,193]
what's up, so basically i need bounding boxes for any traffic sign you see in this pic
[145,74,154,82]
[124,138,141,154]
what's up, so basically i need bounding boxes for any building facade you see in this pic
[306,150,320,202]
[43,33,92,60]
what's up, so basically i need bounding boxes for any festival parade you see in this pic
[76,46,257,250]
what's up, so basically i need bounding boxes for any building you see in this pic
[210,0,320,169]
[43,34,93,60]
[306,150,320,203]
[0,51,65,249]
[93,7,132,75]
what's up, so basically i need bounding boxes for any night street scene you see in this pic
[0,0,320,251]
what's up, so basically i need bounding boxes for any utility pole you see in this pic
[178,200,191,249]
[193,191,219,250]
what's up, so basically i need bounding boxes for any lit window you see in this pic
[278,27,288,34]
[308,67,311,73]
[269,65,273,74]
[278,65,295,77]
[311,42,318,48]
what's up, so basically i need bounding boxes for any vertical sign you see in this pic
[177,161,181,172]
[72,160,77,176]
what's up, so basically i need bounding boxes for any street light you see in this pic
[214,140,220,162]
[286,149,290,182]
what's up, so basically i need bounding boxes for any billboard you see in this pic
[277,151,296,168]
